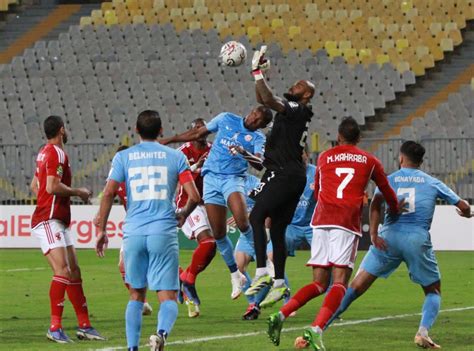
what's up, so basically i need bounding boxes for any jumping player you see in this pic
[246,46,316,305]
[267,117,402,349]
[323,141,472,349]
[95,110,200,351]
[176,118,216,318]
[30,115,105,343]
[161,106,272,299]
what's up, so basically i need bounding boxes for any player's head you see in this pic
[399,140,425,168]
[337,117,360,145]
[44,115,68,144]
[136,110,162,141]
[244,106,273,131]
[284,80,315,105]
[116,145,129,154]
[190,118,207,143]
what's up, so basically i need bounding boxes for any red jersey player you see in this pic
[267,117,402,349]
[176,118,216,318]
[29,116,105,343]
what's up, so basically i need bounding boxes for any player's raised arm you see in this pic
[159,125,210,145]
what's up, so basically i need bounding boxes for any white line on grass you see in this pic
[93,306,474,351]
[0,267,46,272]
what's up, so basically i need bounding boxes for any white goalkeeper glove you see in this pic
[251,45,270,80]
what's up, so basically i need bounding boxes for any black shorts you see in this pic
[251,169,306,224]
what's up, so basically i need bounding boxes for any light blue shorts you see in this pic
[235,234,273,261]
[285,224,313,257]
[361,227,440,287]
[203,173,246,207]
[123,234,179,291]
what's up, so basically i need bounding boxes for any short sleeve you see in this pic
[434,179,460,205]
[177,152,193,185]
[108,153,125,183]
[206,113,226,133]
[253,132,266,155]
[46,148,64,178]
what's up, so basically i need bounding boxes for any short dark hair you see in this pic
[191,118,206,129]
[136,110,162,140]
[43,115,64,139]
[338,117,360,144]
[257,105,273,124]
[400,140,425,165]
[116,145,129,153]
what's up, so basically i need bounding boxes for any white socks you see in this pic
[418,326,429,337]
[255,267,268,278]
[273,279,285,288]
[311,326,323,335]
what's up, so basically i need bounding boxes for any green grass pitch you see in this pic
[0,249,473,350]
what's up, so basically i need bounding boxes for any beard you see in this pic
[283,92,301,102]
[62,132,68,144]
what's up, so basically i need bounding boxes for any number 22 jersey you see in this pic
[108,141,192,237]
[311,144,398,236]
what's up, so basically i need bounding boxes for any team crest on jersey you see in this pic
[54,232,61,241]
[245,135,253,142]
[310,182,315,190]
[193,214,200,222]
[56,165,63,177]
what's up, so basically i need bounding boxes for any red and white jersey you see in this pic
[31,144,72,228]
[176,141,212,209]
[311,144,398,236]
[116,182,127,210]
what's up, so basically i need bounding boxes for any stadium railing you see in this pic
[1,138,472,204]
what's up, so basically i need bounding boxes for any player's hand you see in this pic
[77,187,92,204]
[229,145,244,156]
[456,207,473,218]
[175,209,187,228]
[196,152,208,168]
[92,212,100,227]
[371,235,387,251]
[395,198,408,215]
[252,45,270,72]
[95,231,109,258]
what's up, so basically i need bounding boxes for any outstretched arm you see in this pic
[254,77,286,113]
[159,126,210,145]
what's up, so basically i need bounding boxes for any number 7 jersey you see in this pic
[108,141,192,237]
[311,144,398,236]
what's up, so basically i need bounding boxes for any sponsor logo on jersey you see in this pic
[56,165,63,177]
[289,101,299,109]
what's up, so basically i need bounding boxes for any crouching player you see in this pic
[322,141,472,349]
[177,118,216,318]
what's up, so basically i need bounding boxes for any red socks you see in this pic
[66,279,91,329]
[181,238,216,285]
[49,276,68,331]
[313,283,347,329]
[280,281,325,318]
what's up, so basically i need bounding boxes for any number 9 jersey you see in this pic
[311,144,398,236]
[108,141,193,237]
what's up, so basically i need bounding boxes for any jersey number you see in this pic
[129,166,168,201]
[335,167,354,199]
[397,187,415,214]
[299,121,309,147]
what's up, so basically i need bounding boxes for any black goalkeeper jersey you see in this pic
[263,100,313,176]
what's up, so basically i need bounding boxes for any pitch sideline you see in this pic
[93,306,474,350]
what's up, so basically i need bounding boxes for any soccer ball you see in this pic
[219,41,247,67]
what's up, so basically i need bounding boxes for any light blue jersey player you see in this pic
[285,152,317,258]
[162,106,273,299]
[325,141,472,349]
[96,111,200,351]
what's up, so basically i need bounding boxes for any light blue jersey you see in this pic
[202,112,266,176]
[363,167,461,286]
[376,168,460,231]
[291,164,317,227]
[108,141,190,237]
[244,174,261,212]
